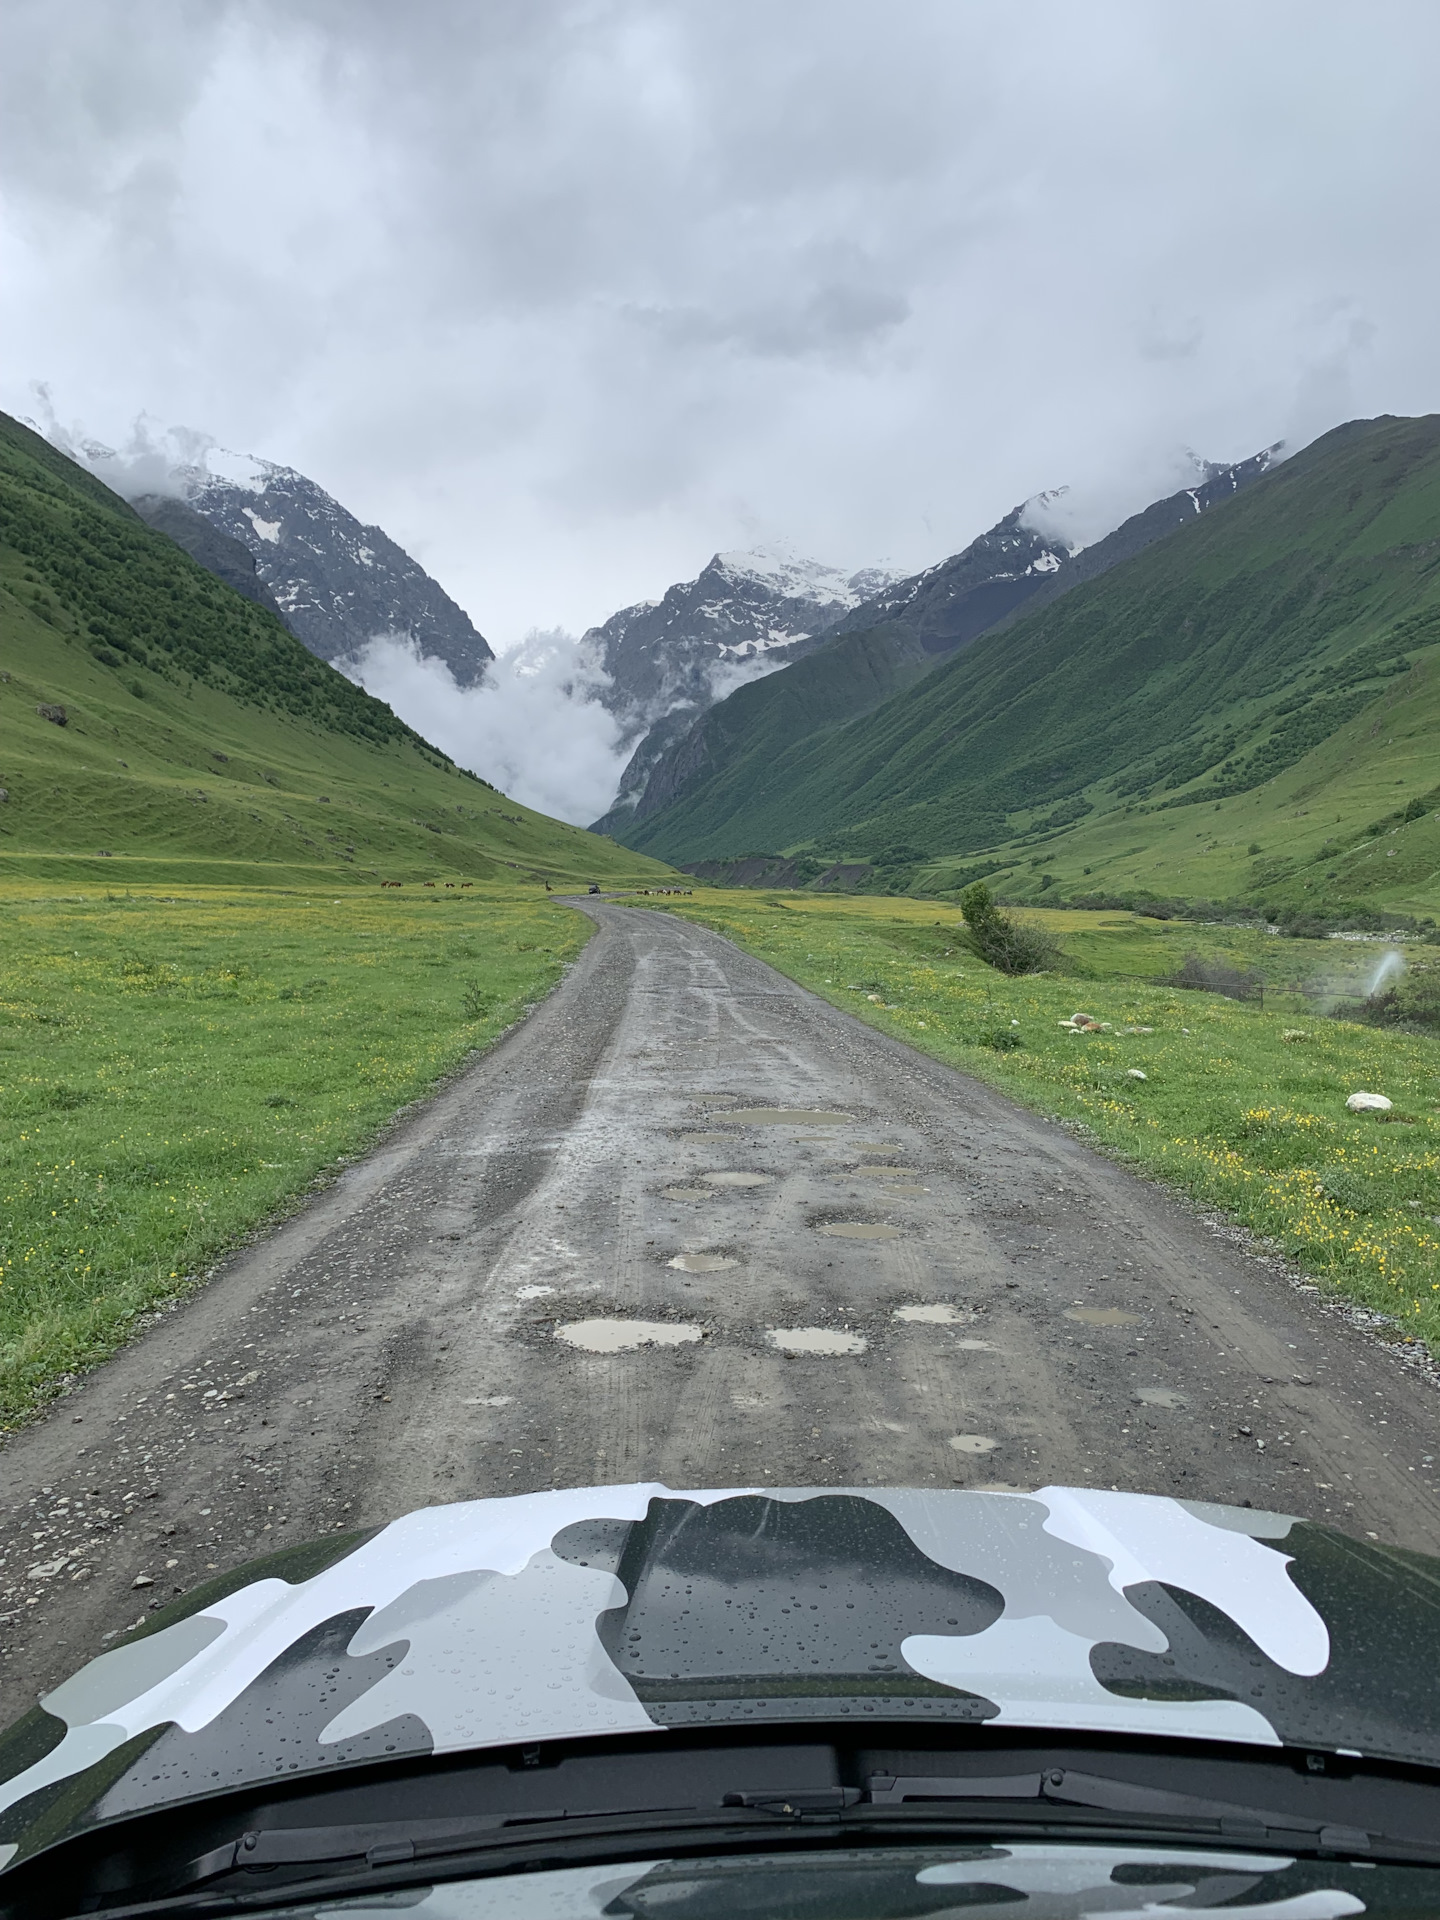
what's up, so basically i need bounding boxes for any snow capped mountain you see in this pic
[46,428,494,687]
[589,543,902,723]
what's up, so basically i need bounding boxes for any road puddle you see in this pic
[663,1186,716,1202]
[515,1284,554,1300]
[856,1142,902,1152]
[555,1319,703,1353]
[668,1252,738,1272]
[883,1183,929,1195]
[1065,1306,1142,1327]
[948,1434,999,1454]
[462,1394,512,1406]
[894,1303,965,1323]
[818,1221,900,1239]
[766,1327,868,1355]
[684,1131,739,1143]
[850,1165,919,1178]
[1136,1386,1188,1408]
[725,1108,854,1125]
[955,1338,995,1351]
[702,1170,773,1187]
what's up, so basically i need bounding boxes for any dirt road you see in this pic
[3,901,1438,1726]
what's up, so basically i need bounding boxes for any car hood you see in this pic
[3,1482,1439,1871]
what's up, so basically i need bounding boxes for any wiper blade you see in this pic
[181,1806,690,1886]
[867,1770,1375,1858]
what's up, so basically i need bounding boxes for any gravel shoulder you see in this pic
[4,901,1438,1728]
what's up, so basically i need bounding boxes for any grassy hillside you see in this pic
[620,415,1440,915]
[0,411,671,891]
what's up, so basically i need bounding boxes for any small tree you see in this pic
[959,882,1062,975]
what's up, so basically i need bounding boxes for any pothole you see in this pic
[555,1319,704,1353]
[883,1184,929,1195]
[856,1142,903,1152]
[818,1221,900,1240]
[1065,1307,1142,1327]
[1136,1386,1188,1408]
[462,1394,512,1406]
[894,1303,966,1324]
[955,1339,995,1351]
[948,1434,999,1454]
[766,1327,868,1355]
[848,1165,920,1178]
[515,1284,554,1300]
[663,1186,716,1202]
[725,1108,854,1125]
[683,1131,740,1143]
[702,1170,774,1187]
[668,1252,738,1272]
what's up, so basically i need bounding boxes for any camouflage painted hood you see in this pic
[3,1483,1439,1873]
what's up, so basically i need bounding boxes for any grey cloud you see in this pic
[2,1,1439,652]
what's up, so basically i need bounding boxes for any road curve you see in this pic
[3,901,1439,1724]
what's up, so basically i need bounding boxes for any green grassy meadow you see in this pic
[642,891,1440,1348]
[0,881,596,1426]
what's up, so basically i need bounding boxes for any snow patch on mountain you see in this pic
[40,412,494,686]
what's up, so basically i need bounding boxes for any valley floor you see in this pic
[3,901,1437,1725]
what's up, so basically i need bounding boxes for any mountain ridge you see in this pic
[610,448,1277,848]
[0,410,667,890]
[43,427,495,687]
[610,413,1440,918]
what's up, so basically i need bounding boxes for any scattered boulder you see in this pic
[1346,1091,1393,1113]
[1059,1013,1110,1032]
[1126,1068,1147,1080]
[37,703,67,726]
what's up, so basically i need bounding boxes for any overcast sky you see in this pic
[4,0,1439,649]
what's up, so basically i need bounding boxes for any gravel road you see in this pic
[3,901,1438,1727]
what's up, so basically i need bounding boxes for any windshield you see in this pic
[188,1848,1431,1920]
[5,9,1440,1918]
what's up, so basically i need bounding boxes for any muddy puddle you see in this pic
[668,1252,738,1272]
[1065,1306,1141,1327]
[882,1183,929,1195]
[515,1284,554,1300]
[702,1170,773,1187]
[1136,1386,1188,1408]
[766,1327,868,1355]
[725,1108,854,1125]
[682,1131,740,1143]
[663,1186,716,1202]
[948,1434,999,1454]
[849,1165,920,1178]
[818,1221,900,1240]
[894,1303,966,1324]
[856,1142,902,1153]
[555,1318,703,1353]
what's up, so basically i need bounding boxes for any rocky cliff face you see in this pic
[176,451,494,685]
[55,436,494,686]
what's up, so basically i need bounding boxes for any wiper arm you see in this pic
[868,1769,1373,1856]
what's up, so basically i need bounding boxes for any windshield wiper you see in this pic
[866,1768,1373,1856]
[57,1767,1440,1917]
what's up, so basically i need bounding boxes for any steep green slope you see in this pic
[0,412,671,889]
[621,414,1440,911]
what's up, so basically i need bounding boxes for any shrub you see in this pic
[959,882,1062,975]
[1168,951,1265,1004]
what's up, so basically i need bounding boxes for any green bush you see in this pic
[958,882,1062,975]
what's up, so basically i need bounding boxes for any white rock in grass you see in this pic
[1346,1091,1393,1113]
[1126,1068,1147,1080]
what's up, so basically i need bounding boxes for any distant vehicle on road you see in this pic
[3,1482,1439,1916]
[588,882,601,893]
